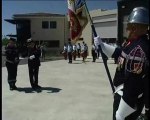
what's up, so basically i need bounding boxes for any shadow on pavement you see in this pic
[17,87,62,93]
[71,63,82,64]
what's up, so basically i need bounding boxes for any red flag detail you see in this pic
[68,0,88,42]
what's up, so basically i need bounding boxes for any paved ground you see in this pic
[2,57,117,120]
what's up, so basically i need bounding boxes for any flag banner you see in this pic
[67,0,88,42]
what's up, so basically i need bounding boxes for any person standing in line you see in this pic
[62,43,68,60]
[40,43,46,61]
[96,45,100,59]
[27,38,42,90]
[81,42,85,62]
[94,7,149,120]
[84,43,88,59]
[72,44,77,60]
[81,42,88,62]
[91,43,97,62]
[67,41,73,63]
[5,38,20,90]
[77,43,81,58]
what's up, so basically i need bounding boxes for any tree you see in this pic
[2,37,9,46]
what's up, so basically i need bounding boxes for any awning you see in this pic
[4,19,30,24]
[4,19,17,24]
[6,34,17,37]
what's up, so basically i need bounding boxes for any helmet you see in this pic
[127,7,149,25]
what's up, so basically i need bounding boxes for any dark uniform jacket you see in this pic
[112,34,149,109]
[28,46,41,68]
[5,45,19,65]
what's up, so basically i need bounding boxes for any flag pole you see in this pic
[84,0,115,93]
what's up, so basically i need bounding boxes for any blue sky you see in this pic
[2,0,117,36]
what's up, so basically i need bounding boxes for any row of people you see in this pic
[62,41,108,63]
[62,41,88,63]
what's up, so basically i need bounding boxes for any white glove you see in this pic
[94,36,116,58]
[94,36,102,47]
[29,55,35,60]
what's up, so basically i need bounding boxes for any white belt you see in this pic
[115,84,124,93]
[115,84,124,96]
[115,84,143,98]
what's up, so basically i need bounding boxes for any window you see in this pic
[47,40,59,48]
[42,21,49,29]
[50,21,57,29]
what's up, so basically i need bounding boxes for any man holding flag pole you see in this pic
[94,7,149,120]
[68,1,149,120]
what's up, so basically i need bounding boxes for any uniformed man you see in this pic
[27,38,42,90]
[77,43,81,58]
[94,7,149,120]
[72,44,77,60]
[67,41,73,63]
[81,42,88,62]
[91,43,97,62]
[40,43,46,61]
[5,38,20,90]
[62,43,67,60]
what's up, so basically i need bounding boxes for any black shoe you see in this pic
[10,87,14,91]
[13,85,18,90]
[35,85,42,89]
[32,86,36,90]
[10,85,18,90]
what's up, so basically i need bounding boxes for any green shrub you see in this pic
[2,38,9,46]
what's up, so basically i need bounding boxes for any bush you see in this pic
[2,38,9,46]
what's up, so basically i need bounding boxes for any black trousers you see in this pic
[28,65,39,87]
[6,62,18,86]
[113,93,144,120]
[73,51,76,60]
[77,49,81,58]
[68,52,72,63]
[92,50,97,62]
[97,49,100,58]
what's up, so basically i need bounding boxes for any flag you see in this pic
[67,0,88,42]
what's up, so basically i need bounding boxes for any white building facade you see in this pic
[6,9,118,56]
[82,9,118,56]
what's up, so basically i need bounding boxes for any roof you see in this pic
[13,12,65,18]
[6,34,17,37]
[90,9,117,17]
[5,19,30,24]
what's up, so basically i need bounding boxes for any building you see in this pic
[5,9,118,57]
[5,13,69,55]
[81,9,117,56]
[90,9,117,44]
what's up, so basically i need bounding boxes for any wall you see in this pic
[30,16,67,52]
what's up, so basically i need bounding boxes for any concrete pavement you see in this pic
[2,57,117,120]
